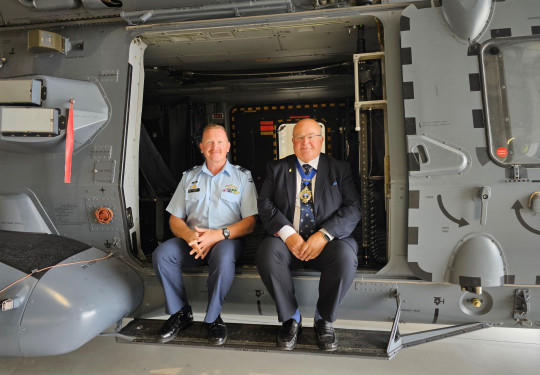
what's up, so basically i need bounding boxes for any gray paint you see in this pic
[0,24,134,254]
[0,265,37,357]
[402,0,540,287]
[0,193,52,233]
[435,0,494,43]
[1,248,143,357]
[1,0,540,358]
[446,233,506,287]
[0,75,108,150]
[137,271,540,326]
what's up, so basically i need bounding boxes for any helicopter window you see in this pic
[480,35,540,167]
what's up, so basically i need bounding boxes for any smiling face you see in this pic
[199,126,230,166]
[292,119,323,163]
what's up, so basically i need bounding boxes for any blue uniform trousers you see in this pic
[153,237,242,323]
[257,236,358,323]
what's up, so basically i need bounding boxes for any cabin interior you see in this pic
[136,14,388,271]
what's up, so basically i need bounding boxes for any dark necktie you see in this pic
[299,164,316,240]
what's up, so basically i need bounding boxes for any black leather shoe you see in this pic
[207,315,227,345]
[314,319,338,351]
[277,318,302,350]
[158,306,193,343]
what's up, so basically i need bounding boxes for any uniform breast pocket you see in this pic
[185,191,202,213]
[186,191,201,201]
[220,192,241,204]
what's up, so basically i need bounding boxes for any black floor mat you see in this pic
[0,230,90,279]
[118,319,393,358]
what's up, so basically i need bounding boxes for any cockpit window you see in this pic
[480,36,540,167]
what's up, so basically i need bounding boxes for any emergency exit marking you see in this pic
[496,147,508,157]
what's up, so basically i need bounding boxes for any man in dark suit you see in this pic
[257,118,361,351]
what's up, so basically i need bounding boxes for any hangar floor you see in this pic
[2,315,539,375]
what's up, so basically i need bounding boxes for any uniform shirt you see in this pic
[167,160,258,230]
[277,155,334,242]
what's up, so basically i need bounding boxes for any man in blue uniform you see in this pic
[257,118,361,351]
[153,124,258,345]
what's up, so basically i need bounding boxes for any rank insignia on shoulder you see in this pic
[236,165,248,173]
[183,165,200,174]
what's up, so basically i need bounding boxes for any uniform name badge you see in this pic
[188,181,200,193]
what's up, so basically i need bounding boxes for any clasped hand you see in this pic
[187,226,223,259]
[285,232,326,261]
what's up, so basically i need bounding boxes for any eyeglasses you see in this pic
[292,134,322,142]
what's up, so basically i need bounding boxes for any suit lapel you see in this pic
[314,154,328,215]
[285,156,297,220]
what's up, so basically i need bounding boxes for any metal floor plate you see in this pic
[118,319,393,358]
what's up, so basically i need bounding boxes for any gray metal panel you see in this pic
[0,23,131,254]
[134,270,540,327]
[31,75,108,148]
[0,75,108,147]
[0,193,52,233]
[85,197,123,232]
[17,247,143,356]
[31,0,80,11]
[435,0,494,43]
[446,233,506,287]
[402,0,540,286]
[0,264,37,357]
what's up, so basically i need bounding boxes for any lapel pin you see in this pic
[333,180,338,186]
[289,168,292,172]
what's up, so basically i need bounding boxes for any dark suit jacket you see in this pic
[258,153,361,239]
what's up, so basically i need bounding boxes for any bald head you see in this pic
[292,119,323,162]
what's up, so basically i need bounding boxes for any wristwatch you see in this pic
[222,227,230,240]
[320,231,331,242]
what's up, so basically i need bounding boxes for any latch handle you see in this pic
[476,186,491,225]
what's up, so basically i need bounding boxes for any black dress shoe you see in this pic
[314,319,338,351]
[158,306,193,343]
[277,318,302,350]
[207,315,227,345]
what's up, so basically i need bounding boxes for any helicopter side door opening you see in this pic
[136,15,389,274]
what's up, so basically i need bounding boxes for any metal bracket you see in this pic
[513,165,520,180]
[513,289,531,325]
[99,319,137,341]
[353,51,386,131]
[386,290,403,355]
[386,291,490,357]
[1,299,14,311]
[507,164,528,181]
